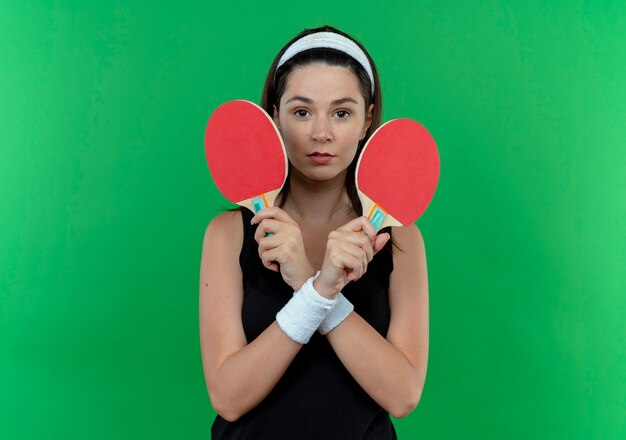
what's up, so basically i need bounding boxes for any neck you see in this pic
[280,168,354,224]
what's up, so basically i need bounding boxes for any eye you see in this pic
[294,109,310,118]
[334,110,350,119]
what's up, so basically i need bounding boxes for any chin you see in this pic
[290,160,349,182]
[306,167,347,182]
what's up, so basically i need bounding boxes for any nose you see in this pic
[311,117,333,143]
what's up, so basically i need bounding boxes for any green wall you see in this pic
[1,1,624,438]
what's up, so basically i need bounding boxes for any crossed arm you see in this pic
[199,210,429,421]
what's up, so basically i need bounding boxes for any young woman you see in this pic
[200,26,429,439]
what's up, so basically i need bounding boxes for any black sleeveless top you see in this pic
[211,208,397,439]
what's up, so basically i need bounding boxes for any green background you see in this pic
[1,1,624,438]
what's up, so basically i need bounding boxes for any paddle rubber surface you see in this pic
[204,100,287,206]
[356,118,440,226]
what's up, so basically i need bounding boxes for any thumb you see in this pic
[373,232,391,254]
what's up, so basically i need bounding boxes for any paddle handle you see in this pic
[238,189,283,237]
[251,194,271,213]
[237,188,282,214]
[365,204,390,231]
[358,191,403,231]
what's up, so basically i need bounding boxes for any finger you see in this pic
[260,248,283,271]
[327,230,371,271]
[253,218,283,242]
[338,216,376,245]
[338,231,374,262]
[360,218,377,242]
[257,234,281,256]
[333,245,367,281]
[343,242,368,276]
[373,232,391,254]
[337,215,370,232]
[343,252,366,282]
[250,206,296,225]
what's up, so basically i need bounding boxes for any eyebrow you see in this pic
[284,95,359,106]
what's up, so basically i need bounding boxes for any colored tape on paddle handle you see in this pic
[252,194,270,213]
[252,194,274,236]
[367,204,387,231]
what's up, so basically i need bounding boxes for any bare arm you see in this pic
[325,224,429,418]
[198,211,304,422]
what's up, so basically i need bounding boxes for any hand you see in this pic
[313,216,391,299]
[251,207,316,291]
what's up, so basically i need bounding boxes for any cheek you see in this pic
[277,128,299,163]
[344,133,365,164]
[345,145,359,165]
[278,122,306,150]
[278,128,293,152]
[342,129,363,152]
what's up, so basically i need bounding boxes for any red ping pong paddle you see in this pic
[204,100,288,213]
[355,118,440,231]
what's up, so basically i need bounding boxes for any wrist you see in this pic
[293,266,317,291]
[312,278,338,299]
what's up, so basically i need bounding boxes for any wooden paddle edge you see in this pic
[357,190,404,230]
[236,187,283,214]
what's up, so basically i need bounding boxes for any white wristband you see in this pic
[318,293,354,335]
[276,273,336,344]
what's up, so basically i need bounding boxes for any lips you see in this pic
[308,152,334,157]
[308,152,335,164]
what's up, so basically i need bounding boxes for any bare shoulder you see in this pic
[389,223,428,300]
[204,210,243,239]
[391,223,426,262]
[199,210,245,326]
[200,210,244,295]
[203,210,244,256]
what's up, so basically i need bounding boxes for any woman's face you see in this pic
[273,63,373,183]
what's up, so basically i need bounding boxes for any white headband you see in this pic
[276,31,375,95]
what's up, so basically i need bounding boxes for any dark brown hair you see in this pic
[260,25,383,217]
